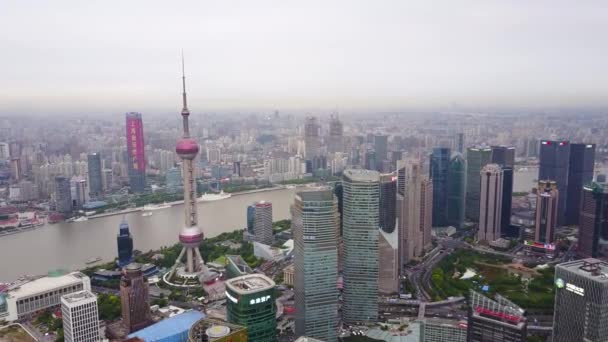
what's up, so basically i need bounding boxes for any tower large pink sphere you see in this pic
[175,138,199,159]
[179,227,203,248]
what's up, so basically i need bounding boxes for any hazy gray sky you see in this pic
[1,0,607,114]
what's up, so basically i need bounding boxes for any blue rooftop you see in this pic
[128,311,205,342]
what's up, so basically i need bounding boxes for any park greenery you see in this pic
[97,293,122,321]
[273,219,291,233]
[428,249,555,311]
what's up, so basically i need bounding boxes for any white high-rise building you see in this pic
[61,290,100,342]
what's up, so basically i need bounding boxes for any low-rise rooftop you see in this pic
[343,169,380,182]
[6,272,88,298]
[61,290,96,304]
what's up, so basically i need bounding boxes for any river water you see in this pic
[0,166,601,282]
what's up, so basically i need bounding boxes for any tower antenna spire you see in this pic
[180,50,190,136]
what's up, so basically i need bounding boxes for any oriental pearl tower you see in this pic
[165,56,219,286]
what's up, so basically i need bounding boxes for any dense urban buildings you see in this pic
[577,182,608,258]
[534,180,559,244]
[61,290,100,342]
[565,143,596,225]
[538,139,570,225]
[1,272,91,322]
[467,290,527,342]
[117,218,134,268]
[477,164,503,243]
[87,152,103,198]
[125,112,146,193]
[120,263,151,333]
[225,274,277,342]
[553,259,608,342]
[466,147,492,221]
[430,147,450,227]
[379,173,397,233]
[252,201,274,245]
[342,169,379,324]
[447,153,466,229]
[293,190,339,342]
[399,161,433,264]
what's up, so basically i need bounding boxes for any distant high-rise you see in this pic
[467,290,527,342]
[304,116,320,160]
[342,169,379,324]
[379,173,397,233]
[87,152,103,198]
[253,201,273,245]
[565,143,595,226]
[399,161,433,265]
[333,182,343,237]
[55,176,72,214]
[447,153,466,229]
[74,179,87,209]
[456,133,465,154]
[552,259,608,342]
[126,112,146,193]
[293,190,339,342]
[539,140,570,225]
[226,274,277,342]
[466,147,492,221]
[61,291,100,342]
[246,204,255,235]
[120,263,151,333]
[117,218,134,268]
[430,147,450,227]
[492,146,515,237]
[478,164,503,243]
[328,114,344,153]
[577,182,608,258]
[534,180,558,244]
[373,135,388,171]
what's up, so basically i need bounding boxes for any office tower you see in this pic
[74,178,87,208]
[120,263,151,333]
[373,135,388,171]
[552,259,608,342]
[102,169,113,190]
[539,140,570,225]
[10,158,21,181]
[246,204,255,235]
[226,274,276,342]
[456,132,465,153]
[477,164,503,243]
[534,180,558,244]
[61,291,101,342]
[54,176,72,214]
[342,169,379,324]
[334,182,343,236]
[378,228,399,295]
[421,318,467,342]
[492,146,516,237]
[466,147,492,221]
[233,161,242,177]
[328,114,344,153]
[397,160,407,195]
[304,116,320,160]
[447,153,466,229]
[251,201,273,245]
[126,112,146,193]
[87,152,103,198]
[430,147,450,227]
[399,161,433,265]
[379,173,397,233]
[293,190,339,341]
[117,218,134,268]
[167,58,218,284]
[566,143,596,225]
[577,182,608,258]
[364,150,376,171]
[467,290,527,342]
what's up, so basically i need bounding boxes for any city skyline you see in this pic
[2,1,608,115]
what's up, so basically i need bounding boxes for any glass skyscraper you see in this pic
[379,173,397,233]
[430,147,450,227]
[491,146,516,237]
[466,147,492,222]
[293,190,339,341]
[342,169,379,325]
[577,182,608,258]
[539,140,571,225]
[565,143,595,226]
[447,154,466,229]
[87,152,103,198]
[373,135,388,171]
[117,218,134,268]
[226,274,276,342]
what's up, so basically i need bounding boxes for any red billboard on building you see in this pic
[126,112,145,173]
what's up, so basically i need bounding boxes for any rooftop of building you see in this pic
[297,189,334,202]
[188,318,247,341]
[225,274,275,295]
[343,169,379,182]
[128,310,205,341]
[6,272,88,298]
[61,290,96,304]
[584,181,608,193]
[294,337,326,342]
[422,317,468,329]
[557,258,608,281]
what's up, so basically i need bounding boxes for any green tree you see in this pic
[97,293,122,321]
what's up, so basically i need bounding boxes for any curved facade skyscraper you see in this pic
[117,218,134,268]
